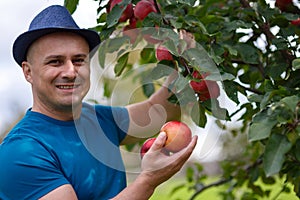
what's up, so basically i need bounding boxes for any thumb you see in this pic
[149,132,167,152]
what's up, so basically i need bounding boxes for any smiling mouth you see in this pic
[56,85,79,89]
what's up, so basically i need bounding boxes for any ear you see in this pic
[22,61,33,84]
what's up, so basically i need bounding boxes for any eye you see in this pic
[73,58,87,66]
[47,59,62,66]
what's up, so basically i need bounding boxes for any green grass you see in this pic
[149,176,299,200]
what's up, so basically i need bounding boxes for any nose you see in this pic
[61,60,77,79]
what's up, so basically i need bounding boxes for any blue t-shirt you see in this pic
[0,103,129,200]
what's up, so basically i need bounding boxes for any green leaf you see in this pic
[174,87,197,106]
[107,37,130,53]
[223,44,238,56]
[140,48,155,63]
[177,0,197,6]
[263,134,292,176]
[223,80,240,104]
[186,166,194,182]
[203,99,230,120]
[292,58,300,70]
[184,16,210,36]
[97,12,107,24]
[174,76,190,93]
[163,40,179,57]
[235,43,259,64]
[205,72,235,81]
[98,36,130,68]
[191,102,207,128]
[248,110,277,142]
[182,47,217,72]
[106,0,131,28]
[106,7,122,28]
[103,78,116,98]
[114,53,129,76]
[64,0,79,14]
[295,139,300,162]
[151,64,175,80]
[280,95,299,112]
[142,83,155,98]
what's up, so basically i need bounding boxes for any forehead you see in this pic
[28,32,89,55]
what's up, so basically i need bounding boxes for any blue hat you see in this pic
[13,5,101,67]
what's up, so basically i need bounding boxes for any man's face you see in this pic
[23,32,91,113]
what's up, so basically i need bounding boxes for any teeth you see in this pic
[58,85,76,89]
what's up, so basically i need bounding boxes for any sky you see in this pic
[0,0,99,135]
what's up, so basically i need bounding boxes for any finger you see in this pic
[173,135,198,161]
[162,135,198,172]
[148,132,167,152]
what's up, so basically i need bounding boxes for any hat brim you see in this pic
[13,27,100,66]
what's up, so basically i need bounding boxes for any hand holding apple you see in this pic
[140,121,193,158]
[139,131,198,190]
[140,138,156,158]
[161,121,192,153]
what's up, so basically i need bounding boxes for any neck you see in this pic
[31,103,82,121]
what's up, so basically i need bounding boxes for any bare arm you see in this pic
[122,74,181,145]
[39,184,77,200]
[112,132,198,200]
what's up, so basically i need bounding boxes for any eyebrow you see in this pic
[44,54,88,61]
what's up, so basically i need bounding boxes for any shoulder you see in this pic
[82,102,129,120]
[0,131,68,199]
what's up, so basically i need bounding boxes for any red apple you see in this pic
[134,0,157,21]
[291,18,300,26]
[129,17,138,28]
[161,121,192,153]
[108,0,134,22]
[189,71,209,93]
[140,138,156,158]
[155,44,173,61]
[190,71,220,101]
[275,0,293,12]
[198,80,220,101]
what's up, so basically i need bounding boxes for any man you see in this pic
[0,5,197,200]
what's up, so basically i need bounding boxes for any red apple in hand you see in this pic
[140,138,156,158]
[161,121,192,153]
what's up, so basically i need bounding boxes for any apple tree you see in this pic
[65,0,300,199]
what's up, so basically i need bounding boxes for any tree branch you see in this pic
[189,178,232,200]
[189,158,263,200]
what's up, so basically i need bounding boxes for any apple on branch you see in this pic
[108,0,134,22]
[134,0,157,21]
[291,18,300,26]
[190,71,220,101]
[155,44,173,61]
